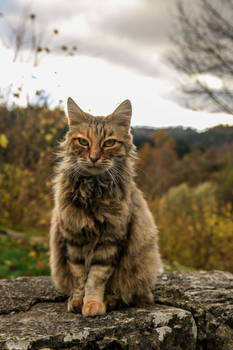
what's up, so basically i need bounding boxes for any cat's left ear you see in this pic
[67,97,90,127]
[106,100,132,130]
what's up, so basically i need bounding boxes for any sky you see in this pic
[0,0,233,130]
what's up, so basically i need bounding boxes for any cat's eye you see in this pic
[103,139,116,147]
[76,137,89,147]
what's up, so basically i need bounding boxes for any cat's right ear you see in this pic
[106,100,132,131]
[67,97,88,127]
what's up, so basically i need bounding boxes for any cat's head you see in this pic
[64,97,134,175]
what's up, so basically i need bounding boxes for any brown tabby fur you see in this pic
[49,98,162,316]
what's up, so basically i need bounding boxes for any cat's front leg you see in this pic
[67,262,85,313]
[82,264,113,316]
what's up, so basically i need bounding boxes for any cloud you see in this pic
[95,1,168,46]
[0,0,171,77]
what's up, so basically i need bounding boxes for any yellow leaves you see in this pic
[187,225,194,232]
[38,218,47,225]
[4,259,11,265]
[0,105,68,231]
[39,117,54,126]
[223,202,233,217]
[0,134,8,148]
[191,204,198,211]
[45,181,51,188]
[40,118,47,126]
[45,133,52,142]
[29,250,37,258]
[151,188,233,272]
[29,176,35,184]
[49,127,56,134]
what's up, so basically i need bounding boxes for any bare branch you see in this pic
[0,9,78,66]
[169,0,233,114]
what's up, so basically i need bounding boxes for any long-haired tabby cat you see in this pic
[50,97,162,317]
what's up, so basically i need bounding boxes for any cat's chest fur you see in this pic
[70,176,124,210]
[59,175,131,243]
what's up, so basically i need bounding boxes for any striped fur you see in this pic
[49,98,163,316]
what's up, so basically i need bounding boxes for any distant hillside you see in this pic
[132,125,233,152]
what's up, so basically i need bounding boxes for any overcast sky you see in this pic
[0,0,232,130]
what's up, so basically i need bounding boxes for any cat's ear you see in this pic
[106,100,132,130]
[67,97,89,126]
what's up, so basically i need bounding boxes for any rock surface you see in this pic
[0,271,233,349]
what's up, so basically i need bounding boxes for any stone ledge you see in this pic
[0,271,233,350]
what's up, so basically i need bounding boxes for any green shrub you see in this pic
[0,236,49,279]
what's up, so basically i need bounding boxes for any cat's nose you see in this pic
[90,155,100,163]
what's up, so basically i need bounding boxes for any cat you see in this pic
[49,97,162,317]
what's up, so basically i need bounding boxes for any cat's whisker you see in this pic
[113,164,132,180]
[68,162,83,180]
[110,167,122,179]
[110,169,124,185]
[107,168,118,186]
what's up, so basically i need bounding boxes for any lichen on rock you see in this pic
[1,271,233,349]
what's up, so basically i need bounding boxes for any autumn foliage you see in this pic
[0,104,233,273]
[0,105,67,230]
[136,130,233,272]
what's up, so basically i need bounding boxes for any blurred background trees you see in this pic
[0,105,67,229]
[136,126,233,272]
[0,104,233,275]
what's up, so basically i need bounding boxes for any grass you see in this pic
[0,236,50,279]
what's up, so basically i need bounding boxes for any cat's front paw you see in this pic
[82,300,106,316]
[67,296,83,313]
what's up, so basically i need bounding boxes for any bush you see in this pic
[0,163,52,229]
[0,105,67,230]
[150,183,233,272]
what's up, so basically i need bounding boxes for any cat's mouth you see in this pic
[86,165,104,174]
[82,163,109,175]
[77,159,112,175]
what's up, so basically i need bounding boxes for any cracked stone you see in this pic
[0,271,233,349]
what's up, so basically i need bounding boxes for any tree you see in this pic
[137,130,179,197]
[170,0,233,114]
